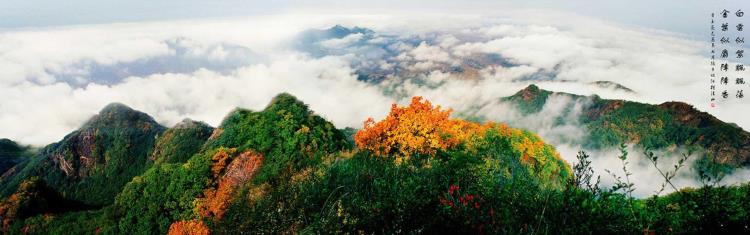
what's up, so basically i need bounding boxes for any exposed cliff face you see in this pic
[0,103,165,206]
[46,103,163,178]
[109,93,351,234]
[49,129,98,178]
[195,150,264,220]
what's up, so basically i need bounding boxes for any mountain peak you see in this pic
[327,24,373,37]
[99,102,134,115]
[84,103,160,130]
[0,138,32,175]
[330,24,347,31]
[266,93,311,113]
[502,84,553,114]
[173,119,212,130]
[590,81,635,93]
[523,84,540,91]
[0,138,29,158]
[0,139,22,153]
[151,119,214,164]
[511,84,552,101]
[519,84,540,94]
[0,102,167,205]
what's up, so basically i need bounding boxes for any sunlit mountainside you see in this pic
[0,91,748,234]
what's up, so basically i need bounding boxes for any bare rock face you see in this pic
[519,84,541,101]
[48,103,163,178]
[48,129,98,178]
[222,151,264,187]
[196,149,264,220]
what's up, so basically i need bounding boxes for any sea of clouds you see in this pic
[1,11,748,196]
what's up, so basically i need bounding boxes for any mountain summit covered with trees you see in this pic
[0,92,749,234]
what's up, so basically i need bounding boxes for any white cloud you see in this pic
[0,28,173,85]
[479,65,539,82]
[409,41,452,63]
[0,12,748,196]
[454,33,585,69]
[319,33,364,48]
[556,144,750,197]
[0,53,393,145]
[437,34,460,48]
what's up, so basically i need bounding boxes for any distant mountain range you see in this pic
[291,25,750,171]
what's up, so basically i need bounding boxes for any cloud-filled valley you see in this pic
[1,12,748,196]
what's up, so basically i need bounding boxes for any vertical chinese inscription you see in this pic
[712,9,746,107]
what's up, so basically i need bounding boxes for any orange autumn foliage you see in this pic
[0,178,58,233]
[355,96,449,157]
[209,149,234,179]
[491,122,554,166]
[0,189,25,232]
[354,96,493,158]
[354,96,564,167]
[196,150,264,220]
[167,220,210,235]
[355,96,572,186]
